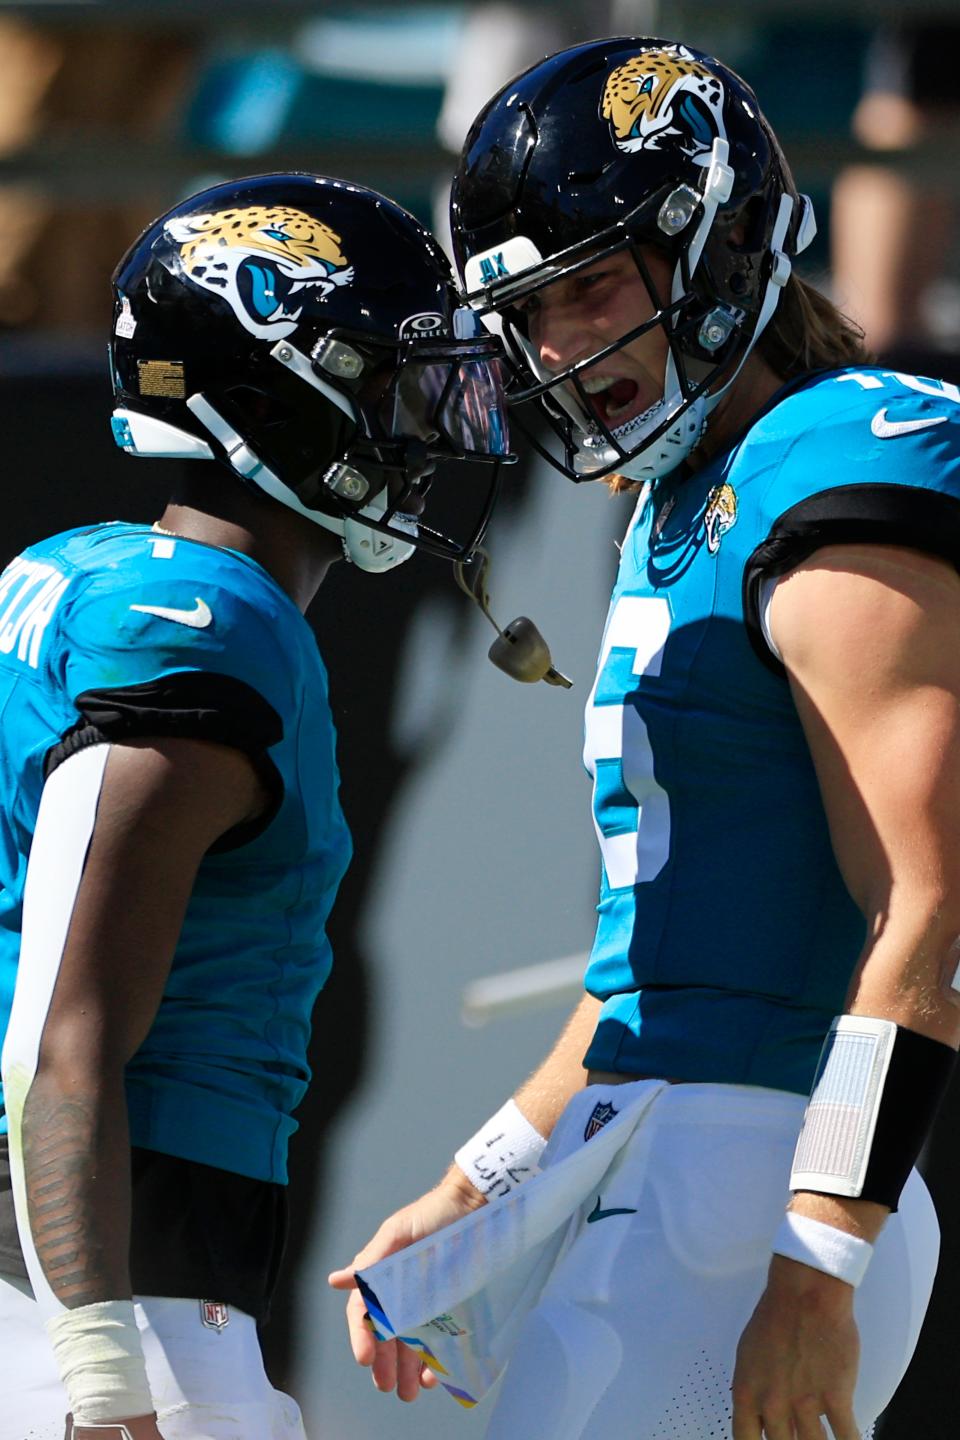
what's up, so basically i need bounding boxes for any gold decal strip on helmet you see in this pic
[137,360,186,398]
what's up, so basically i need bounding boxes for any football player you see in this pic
[331,38,960,1440]
[0,172,511,1439]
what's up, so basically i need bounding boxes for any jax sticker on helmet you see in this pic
[601,45,726,161]
[165,204,355,340]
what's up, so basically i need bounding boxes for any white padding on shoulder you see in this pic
[790,1015,898,1198]
[454,1098,547,1200]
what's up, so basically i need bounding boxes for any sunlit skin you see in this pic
[520,247,784,470]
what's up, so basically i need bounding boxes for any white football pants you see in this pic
[0,1281,307,1440]
[483,1082,939,1440]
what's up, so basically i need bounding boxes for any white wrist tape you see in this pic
[771,1211,874,1288]
[454,1097,547,1199]
[46,1301,153,1424]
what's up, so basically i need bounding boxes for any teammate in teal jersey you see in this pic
[0,172,511,1440]
[332,39,960,1440]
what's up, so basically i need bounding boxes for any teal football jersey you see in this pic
[582,368,960,1093]
[0,522,351,1182]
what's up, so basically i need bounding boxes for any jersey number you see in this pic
[583,596,672,890]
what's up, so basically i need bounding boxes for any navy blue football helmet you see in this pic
[111,173,513,570]
[451,38,816,483]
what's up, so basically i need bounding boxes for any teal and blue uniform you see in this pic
[0,521,351,1185]
[583,368,960,1093]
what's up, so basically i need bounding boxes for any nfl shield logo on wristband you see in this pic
[584,1101,618,1141]
[200,1299,230,1331]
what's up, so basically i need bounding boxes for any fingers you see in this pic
[326,1265,357,1290]
[336,1275,434,1404]
[732,1393,856,1440]
[823,1398,860,1440]
[368,1334,430,1403]
[730,1391,763,1440]
[343,1288,378,1366]
[791,1395,830,1440]
[395,1341,427,1403]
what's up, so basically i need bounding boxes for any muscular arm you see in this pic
[10,737,267,1310]
[732,542,960,1440]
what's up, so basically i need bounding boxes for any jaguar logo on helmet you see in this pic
[601,45,726,161]
[165,204,355,340]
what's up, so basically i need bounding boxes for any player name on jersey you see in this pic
[0,558,70,670]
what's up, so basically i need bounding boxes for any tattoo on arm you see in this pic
[22,1080,129,1307]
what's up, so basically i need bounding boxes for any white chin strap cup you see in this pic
[184,393,415,574]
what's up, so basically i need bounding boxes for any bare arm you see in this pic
[733,543,960,1440]
[2,736,267,1434]
[17,737,267,1309]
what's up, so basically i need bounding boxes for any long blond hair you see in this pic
[757,273,871,377]
[605,275,870,492]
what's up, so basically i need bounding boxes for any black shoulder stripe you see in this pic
[743,483,960,676]
[72,672,283,751]
[44,672,285,851]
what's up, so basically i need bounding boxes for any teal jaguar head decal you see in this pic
[165,204,355,340]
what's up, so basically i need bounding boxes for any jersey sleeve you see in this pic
[743,376,960,668]
[49,564,296,784]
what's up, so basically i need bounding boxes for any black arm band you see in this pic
[790,1016,956,1212]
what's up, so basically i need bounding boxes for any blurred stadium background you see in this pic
[1,2,958,1436]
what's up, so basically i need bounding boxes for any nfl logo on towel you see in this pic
[200,1300,230,1331]
[584,1101,618,1141]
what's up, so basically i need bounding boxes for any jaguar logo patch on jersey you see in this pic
[199,1299,230,1331]
[584,1100,618,1141]
[704,481,738,553]
[601,46,725,161]
[166,205,355,340]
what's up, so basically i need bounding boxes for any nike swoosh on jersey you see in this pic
[129,597,213,629]
[870,408,949,439]
[586,1196,638,1223]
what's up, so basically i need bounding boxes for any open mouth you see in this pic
[579,373,644,427]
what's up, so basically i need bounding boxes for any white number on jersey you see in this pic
[583,595,672,890]
[0,558,70,670]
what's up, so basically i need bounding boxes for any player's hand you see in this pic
[731,1255,860,1440]
[328,1170,486,1402]
[67,1414,168,1439]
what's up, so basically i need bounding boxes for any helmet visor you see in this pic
[385,350,511,459]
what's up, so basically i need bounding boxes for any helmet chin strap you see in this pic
[185,393,415,573]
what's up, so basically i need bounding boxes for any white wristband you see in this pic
[46,1300,153,1424]
[771,1211,874,1288]
[454,1097,547,1199]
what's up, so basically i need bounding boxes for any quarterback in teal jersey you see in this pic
[333,38,960,1440]
[0,173,511,1440]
